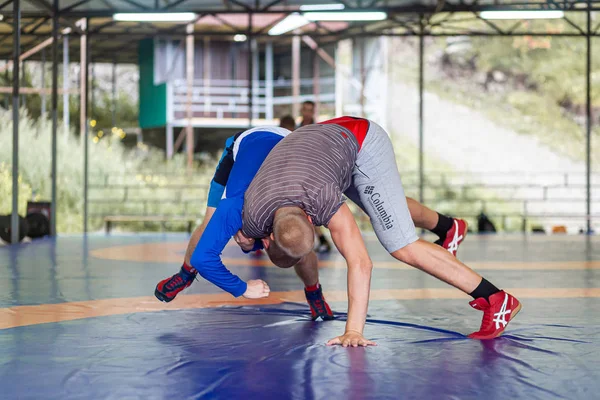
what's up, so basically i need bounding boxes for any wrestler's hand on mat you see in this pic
[326,330,376,348]
[234,230,255,252]
[242,279,270,299]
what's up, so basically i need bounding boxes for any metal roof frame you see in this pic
[0,1,599,64]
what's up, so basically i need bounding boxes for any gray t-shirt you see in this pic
[242,123,359,238]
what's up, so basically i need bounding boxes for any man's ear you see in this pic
[307,215,313,224]
[261,237,270,249]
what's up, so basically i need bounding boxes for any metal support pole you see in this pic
[4,68,8,109]
[265,42,273,120]
[11,0,21,245]
[380,36,389,131]
[111,60,116,127]
[41,47,46,117]
[203,37,211,117]
[292,35,300,119]
[247,13,253,127]
[63,32,69,137]
[20,60,25,108]
[418,27,425,206]
[251,38,259,120]
[90,62,94,122]
[166,124,174,158]
[586,4,592,233]
[335,43,343,117]
[313,51,320,119]
[185,23,194,169]
[83,19,89,234]
[50,0,59,237]
[79,21,86,147]
[360,39,366,117]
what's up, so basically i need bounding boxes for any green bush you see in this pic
[0,110,215,233]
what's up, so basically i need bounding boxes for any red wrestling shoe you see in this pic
[439,218,468,256]
[155,264,197,303]
[468,291,522,339]
[304,284,334,321]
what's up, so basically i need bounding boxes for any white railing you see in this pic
[167,77,336,124]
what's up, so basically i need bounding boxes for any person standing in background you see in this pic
[298,100,316,128]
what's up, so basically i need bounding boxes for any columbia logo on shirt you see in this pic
[364,186,374,195]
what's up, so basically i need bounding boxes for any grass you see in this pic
[390,35,600,164]
[0,110,217,233]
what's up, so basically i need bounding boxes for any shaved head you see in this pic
[273,207,315,259]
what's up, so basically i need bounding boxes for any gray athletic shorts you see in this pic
[344,121,419,253]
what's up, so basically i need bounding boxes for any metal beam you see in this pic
[11,0,20,245]
[562,15,586,36]
[0,0,13,11]
[41,46,46,116]
[302,36,335,68]
[80,19,89,233]
[265,41,273,120]
[203,37,211,117]
[0,36,54,74]
[210,13,242,32]
[260,0,284,12]
[26,0,53,14]
[27,17,51,34]
[333,0,352,9]
[162,0,189,10]
[475,13,506,35]
[0,17,46,47]
[227,0,252,11]
[247,12,253,126]
[7,25,600,40]
[50,0,58,236]
[418,19,424,207]
[586,3,592,233]
[313,48,320,118]
[111,60,116,127]
[99,0,115,10]
[61,0,93,13]
[185,23,194,169]
[63,32,69,137]
[251,37,259,120]
[121,0,150,10]
[255,13,288,35]
[292,35,300,119]
[89,20,118,34]
[390,15,419,35]
[359,38,365,117]
[11,3,600,19]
